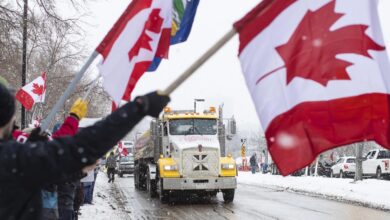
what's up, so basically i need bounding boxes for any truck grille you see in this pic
[182,148,219,178]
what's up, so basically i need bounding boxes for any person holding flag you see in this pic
[0,78,170,219]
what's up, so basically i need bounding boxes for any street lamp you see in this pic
[21,0,28,128]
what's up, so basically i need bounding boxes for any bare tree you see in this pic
[1,0,109,129]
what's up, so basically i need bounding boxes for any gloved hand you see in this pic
[135,91,170,118]
[28,127,51,142]
[70,98,88,120]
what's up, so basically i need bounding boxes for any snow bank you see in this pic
[79,171,129,219]
[238,172,390,211]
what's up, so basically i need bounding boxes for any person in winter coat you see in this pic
[250,153,258,174]
[80,170,94,204]
[50,109,86,220]
[88,165,99,204]
[13,101,86,220]
[0,81,170,220]
[73,181,84,220]
[106,152,117,183]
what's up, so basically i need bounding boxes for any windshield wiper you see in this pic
[193,127,202,135]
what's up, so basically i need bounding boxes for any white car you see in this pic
[331,157,356,178]
[362,149,390,179]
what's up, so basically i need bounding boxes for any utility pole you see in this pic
[21,0,28,128]
[354,142,364,181]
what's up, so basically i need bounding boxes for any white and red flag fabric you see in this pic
[118,141,129,156]
[235,0,390,175]
[96,0,172,105]
[15,72,47,111]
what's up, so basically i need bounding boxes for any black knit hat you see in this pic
[0,83,15,127]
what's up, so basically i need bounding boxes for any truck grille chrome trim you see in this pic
[182,148,219,177]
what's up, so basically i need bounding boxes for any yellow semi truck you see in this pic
[134,106,237,203]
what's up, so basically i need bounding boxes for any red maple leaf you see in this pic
[32,83,45,96]
[128,9,164,61]
[257,0,385,86]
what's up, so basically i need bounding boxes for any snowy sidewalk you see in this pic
[237,172,390,211]
[79,172,129,220]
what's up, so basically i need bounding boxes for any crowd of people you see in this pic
[0,76,170,220]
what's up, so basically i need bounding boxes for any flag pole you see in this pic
[162,28,237,95]
[41,51,99,131]
[83,77,100,101]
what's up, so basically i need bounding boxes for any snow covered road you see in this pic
[79,172,390,220]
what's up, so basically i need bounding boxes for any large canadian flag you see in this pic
[235,0,390,175]
[15,72,47,110]
[96,0,172,105]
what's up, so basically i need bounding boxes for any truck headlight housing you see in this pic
[221,163,235,170]
[163,164,178,171]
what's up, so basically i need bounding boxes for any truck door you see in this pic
[364,151,377,175]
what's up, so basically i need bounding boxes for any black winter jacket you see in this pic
[0,101,145,220]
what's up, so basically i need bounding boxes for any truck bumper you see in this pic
[119,167,134,174]
[163,177,237,190]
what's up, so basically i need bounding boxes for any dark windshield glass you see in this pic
[169,119,217,135]
[378,151,390,159]
[346,158,355,163]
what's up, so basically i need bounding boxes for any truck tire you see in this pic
[159,179,170,204]
[209,191,218,197]
[376,168,382,179]
[222,189,235,203]
[134,165,140,189]
[147,170,158,198]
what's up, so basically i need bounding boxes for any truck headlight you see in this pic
[163,164,178,171]
[221,163,235,170]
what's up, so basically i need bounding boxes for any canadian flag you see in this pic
[235,0,390,175]
[96,0,172,105]
[118,141,129,156]
[16,72,47,110]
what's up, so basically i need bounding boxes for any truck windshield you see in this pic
[169,119,217,135]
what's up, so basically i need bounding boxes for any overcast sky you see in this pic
[74,0,390,132]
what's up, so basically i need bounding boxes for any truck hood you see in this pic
[169,135,220,149]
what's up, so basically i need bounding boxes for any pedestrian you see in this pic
[0,79,170,219]
[73,181,84,220]
[250,153,257,174]
[106,152,117,183]
[88,165,99,203]
[12,98,90,220]
[81,170,95,204]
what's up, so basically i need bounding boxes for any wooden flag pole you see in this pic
[40,51,99,131]
[162,28,237,95]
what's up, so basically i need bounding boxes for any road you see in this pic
[87,173,390,220]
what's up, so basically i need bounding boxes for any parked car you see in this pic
[310,160,335,177]
[117,154,135,177]
[331,157,356,178]
[362,149,390,179]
